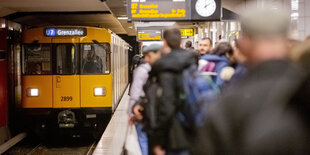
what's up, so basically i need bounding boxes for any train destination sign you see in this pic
[137,29,162,41]
[45,28,87,37]
[128,0,221,21]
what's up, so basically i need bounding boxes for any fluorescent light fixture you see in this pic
[27,88,39,97]
[94,87,106,96]
[117,17,128,20]
[291,12,299,20]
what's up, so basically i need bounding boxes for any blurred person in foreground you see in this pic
[193,5,309,154]
[148,27,196,155]
[128,44,162,155]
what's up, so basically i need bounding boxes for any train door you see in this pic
[52,38,80,108]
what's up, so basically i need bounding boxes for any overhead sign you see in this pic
[128,0,221,21]
[180,28,194,37]
[45,28,87,37]
[137,29,162,41]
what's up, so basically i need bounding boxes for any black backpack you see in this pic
[140,75,162,132]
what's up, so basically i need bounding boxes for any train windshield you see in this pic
[23,44,51,75]
[81,43,110,75]
[23,43,110,75]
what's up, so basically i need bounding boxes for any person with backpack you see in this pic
[193,6,310,154]
[128,44,162,155]
[200,42,231,88]
[142,27,197,155]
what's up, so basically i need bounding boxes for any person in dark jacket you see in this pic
[148,27,196,155]
[224,39,247,87]
[201,42,231,88]
[193,6,310,154]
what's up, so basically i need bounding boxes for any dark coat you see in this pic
[148,48,196,151]
[193,60,310,154]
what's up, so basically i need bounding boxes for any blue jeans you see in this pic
[136,123,148,155]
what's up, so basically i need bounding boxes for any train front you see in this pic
[21,27,113,138]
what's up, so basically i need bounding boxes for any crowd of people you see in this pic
[127,6,310,155]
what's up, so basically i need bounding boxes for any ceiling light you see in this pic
[117,17,128,20]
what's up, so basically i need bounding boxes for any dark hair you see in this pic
[234,39,241,50]
[201,37,213,46]
[163,27,181,49]
[211,42,233,56]
[185,41,192,48]
[132,54,143,66]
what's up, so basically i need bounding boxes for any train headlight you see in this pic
[27,88,39,97]
[94,87,106,96]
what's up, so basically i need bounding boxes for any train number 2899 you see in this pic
[61,96,73,101]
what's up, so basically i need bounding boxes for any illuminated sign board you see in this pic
[45,28,87,37]
[137,29,162,41]
[128,0,221,21]
[180,29,194,37]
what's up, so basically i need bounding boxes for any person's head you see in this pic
[290,39,310,69]
[230,39,247,64]
[239,5,290,66]
[35,63,42,71]
[143,44,162,64]
[132,54,143,66]
[198,38,212,55]
[211,42,233,57]
[163,27,181,52]
[87,47,96,59]
[185,41,193,49]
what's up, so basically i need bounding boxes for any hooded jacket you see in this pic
[201,54,229,87]
[148,48,196,151]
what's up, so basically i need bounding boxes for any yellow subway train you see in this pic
[21,26,129,138]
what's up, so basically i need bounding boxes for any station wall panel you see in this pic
[0,60,8,127]
[0,28,8,127]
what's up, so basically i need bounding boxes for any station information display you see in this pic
[180,28,194,37]
[137,28,162,41]
[128,0,221,21]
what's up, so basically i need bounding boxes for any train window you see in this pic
[55,44,77,75]
[81,43,110,74]
[23,44,51,75]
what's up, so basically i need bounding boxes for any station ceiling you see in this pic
[0,0,244,36]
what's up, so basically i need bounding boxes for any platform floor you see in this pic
[93,88,140,155]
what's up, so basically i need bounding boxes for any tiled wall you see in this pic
[241,0,309,40]
[297,0,310,40]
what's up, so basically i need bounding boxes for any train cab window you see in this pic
[23,44,51,75]
[81,43,110,74]
[55,44,77,75]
